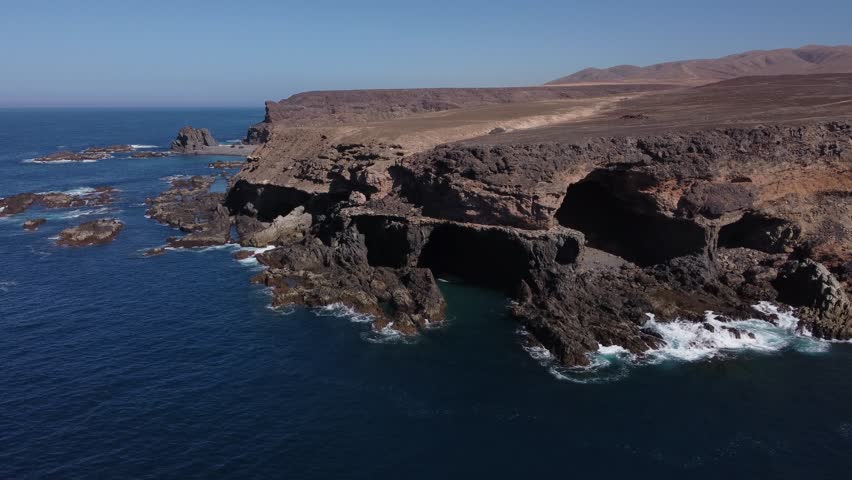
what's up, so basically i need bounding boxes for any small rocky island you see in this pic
[57,219,124,247]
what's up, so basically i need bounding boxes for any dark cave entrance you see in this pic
[718,212,795,254]
[355,216,412,268]
[225,180,311,222]
[555,173,706,266]
[416,224,532,291]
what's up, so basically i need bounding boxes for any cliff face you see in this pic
[224,119,852,365]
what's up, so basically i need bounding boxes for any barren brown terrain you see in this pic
[547,44,852,85]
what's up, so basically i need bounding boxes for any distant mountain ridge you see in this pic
[547,45,852,85]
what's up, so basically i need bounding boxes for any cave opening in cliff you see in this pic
[355,217,411,268]
[417,224,531,291]
[718,213,795,254]
[224,180,311,222]
[556,172,705,266]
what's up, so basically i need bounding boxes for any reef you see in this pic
[0,187,116,217]
[33,145,134,162]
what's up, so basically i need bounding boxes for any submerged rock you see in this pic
[57,219,124,247]
[22,218,46,231]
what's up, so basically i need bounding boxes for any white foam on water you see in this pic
[520,302,830,384]
[234,245,276,267]
[642,305,828,362]
[24,159,98,164]
[164,243,239,253]
[131,145,159,149]
[55,207,116,219]
[36,186,98,196]
[316,303,374,324]
[0,281,16,293]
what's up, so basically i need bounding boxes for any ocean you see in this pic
[1,108,850,479]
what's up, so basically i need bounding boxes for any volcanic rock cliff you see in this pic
[168,76,852,367]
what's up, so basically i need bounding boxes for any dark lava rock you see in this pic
[0,193,38,216]
[1,187,115,217]
[143,247,166,257]
[56,219,124,247]
[146,176,230,247]
[170,126,219,153]
[774,260,852,339]
[22,218,46,231]
[130,151,171,158]
[233,250,256,260]
[209,160,245,169]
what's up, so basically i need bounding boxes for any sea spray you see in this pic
[522,303,829,383]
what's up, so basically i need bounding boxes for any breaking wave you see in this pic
[0,281,17,293]
[24,158,98,164]
[523,302,829,384]
[131,145,159,149]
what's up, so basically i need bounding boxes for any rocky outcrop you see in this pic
[0,187,116,217]
[146,176,231,247]
[56,219,124,247]
[241,206,312,247]
[34,145,133,162]
[774,260,852,338]
[170,127,219,153]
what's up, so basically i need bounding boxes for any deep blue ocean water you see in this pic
[1,108,851,479]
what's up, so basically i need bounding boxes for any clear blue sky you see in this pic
[1,0,850,107]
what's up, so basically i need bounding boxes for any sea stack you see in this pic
[170,126,219,153]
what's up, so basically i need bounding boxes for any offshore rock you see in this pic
[170,126,219,153]
[56,219,124,247]
[22,218,46,231]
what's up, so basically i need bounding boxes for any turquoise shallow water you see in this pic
[1,108,851,479]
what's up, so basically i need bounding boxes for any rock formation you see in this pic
[221,119,852,365]
[146,75,852,367]
[57,219,124,247]
[145,176,231,247]
[0,187,116,217]
[170,127,219,153]
[33,145,134,162]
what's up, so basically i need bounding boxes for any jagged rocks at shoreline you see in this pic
[145,176,231,247]
[56,219,124,247]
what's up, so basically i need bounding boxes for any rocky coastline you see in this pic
[139,77,852,367]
